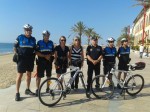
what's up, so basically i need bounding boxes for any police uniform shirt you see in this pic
[36,40,54,60]
[14,34,36,57]
[103,46,117,63]
[86,45,102,60]
[36,40,54,54]
[117,46,130,63]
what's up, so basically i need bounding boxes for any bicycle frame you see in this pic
[109,69,135,89]
[52,65,85,93]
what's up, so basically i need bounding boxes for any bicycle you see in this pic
[38,59,87,106]
[91,62,145,100]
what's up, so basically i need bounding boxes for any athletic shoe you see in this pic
[15,93,20,101]
[25,89,35,95]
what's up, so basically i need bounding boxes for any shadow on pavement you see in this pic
[50,98,95,108]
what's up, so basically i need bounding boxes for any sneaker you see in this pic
[117,84,122,89]
[25,89,35,95]
[75,85,78,89]
[35,89,38,96]
[71,85,74,90]
[86,90,91,98]
[95,85,100,89]
[46,88,50,93]
[15,93,20,101]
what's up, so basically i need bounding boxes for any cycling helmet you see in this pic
[23,24,33,30]
[121,38,128,43]
[107,37,115,42]
[42,30,50,36]
[134,62,146,70]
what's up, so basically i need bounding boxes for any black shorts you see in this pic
[56,66,67,74]
[37,61,52,78]
[118,62,129,71]
[17,58,34,73]
[104,63,114,75]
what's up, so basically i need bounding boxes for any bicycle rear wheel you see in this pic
[38,78,63,106]
[91,75,114,99]
[126,74,144,96]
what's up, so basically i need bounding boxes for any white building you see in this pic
[132,7,150,46]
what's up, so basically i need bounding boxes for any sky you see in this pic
[0,0,142,45]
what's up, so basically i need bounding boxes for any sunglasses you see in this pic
[93,39,97,41]
[109,41,114,43]
[25,29,32,32]
[61,40,66,42]
[75,39,80,41]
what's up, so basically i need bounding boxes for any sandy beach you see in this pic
[0,54,57,89]
[0,54,17,88]
[0,54,37,89]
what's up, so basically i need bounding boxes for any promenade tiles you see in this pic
[0,51,150,112]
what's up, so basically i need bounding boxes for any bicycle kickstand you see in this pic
[62,92,66,100]
[120,89,126,100]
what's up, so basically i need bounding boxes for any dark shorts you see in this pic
[17,58,34,73]
[56,66,67,74]
[37,61,52,78]
[118,62,129,71]
[104,63,114,75]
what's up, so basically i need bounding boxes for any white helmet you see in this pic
[121,38,128,43]
[42,30,50,36]
[23,24,33,30]
[107,37,115,42]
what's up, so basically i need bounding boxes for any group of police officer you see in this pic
[14,24,55,101]
[86,36,130,97]
[14,24,130,101]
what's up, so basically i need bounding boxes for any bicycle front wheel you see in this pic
[126,74,144,96]
[38,78,63,106]
[91,75,114,99]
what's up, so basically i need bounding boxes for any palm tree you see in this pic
[92,32,102,40]
[71,21,86,42]
[85,28,94,45]
[117,27,129,46]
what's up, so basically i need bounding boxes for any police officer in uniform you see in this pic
[103,37,117,83]
[14,24,36,101]
[86,36,103,97]
[117,38,130,89]
[35,30,54,96]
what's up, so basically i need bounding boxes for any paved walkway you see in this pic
[0,51,150,112]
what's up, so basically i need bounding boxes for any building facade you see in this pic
[132,7,150,46]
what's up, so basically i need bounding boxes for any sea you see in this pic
[0,43,14,55]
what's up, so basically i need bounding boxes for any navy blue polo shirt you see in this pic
[117,46,130,63]
[86,45,102,60]
[103,46,117,63]
[14,34,36,57]
[36,40,54,60]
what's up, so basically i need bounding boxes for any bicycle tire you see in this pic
[126,74,144,96]
[38,78,63,106]
[91,75,114,99]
